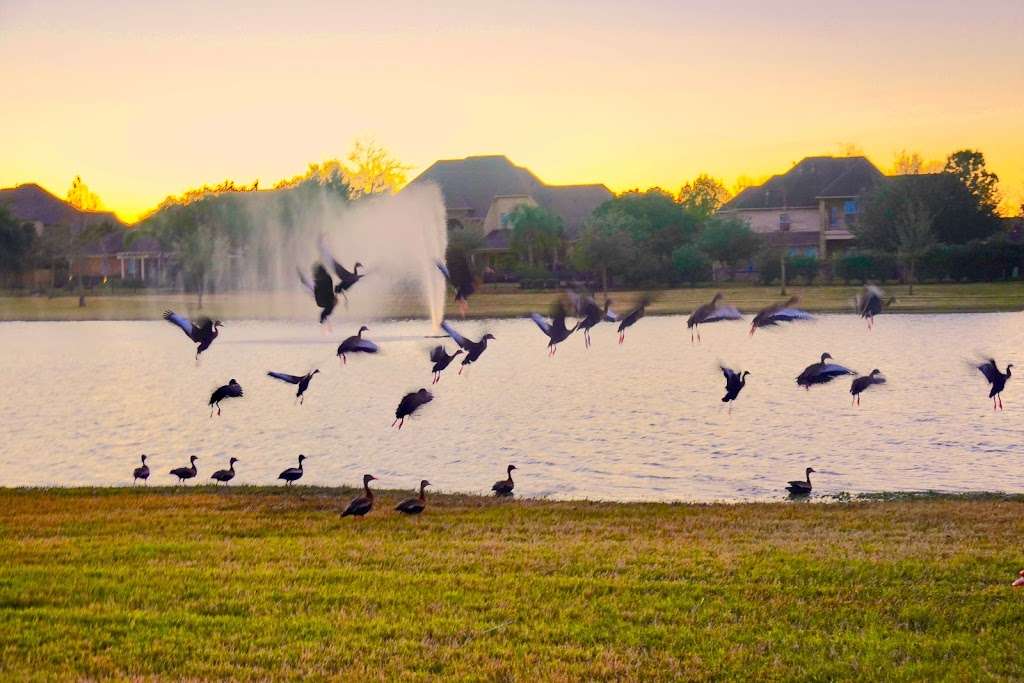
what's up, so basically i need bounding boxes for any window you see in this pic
[779,213,791,232]
[843,200,858,215]
[829,206,841,228]
[126,258,138,277]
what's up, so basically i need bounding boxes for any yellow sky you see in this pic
[2,0,1022,222]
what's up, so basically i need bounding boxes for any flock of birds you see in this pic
[146,242,1014,506]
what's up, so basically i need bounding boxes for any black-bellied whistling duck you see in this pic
[529,301,579,356]
[395,480,431,515]
[297,264,338,325]
[750,296,813,335]
[978,359,1013,410]
[437,260,476,317]
[278,454,307,486]
[319,235,364,304]
[568,290,617,349]
[786,467,815,496]
[796,353,855,389]
[616,297,650,344]
[209,379,243,417]
[492,464,517,496]
[850,369,885,406]
[163,311,223,359]
[441,321,495,373]
[337,326,378,364]
[267,369,320,404]
[721,367,750,410]
[687,292,742,343]
[341,474,377,518]
[169,455,199,484]
[132,454,150,485]
[856,285,895,329]
[429,346,463,384]
[211,457,238,485]
[393,389,433,429]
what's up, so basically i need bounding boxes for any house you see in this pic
[718,156,884,259]
[407,155,613,265]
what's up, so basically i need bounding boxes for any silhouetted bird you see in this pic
[209,379,243,417]
[319,236,364,303]
[786,467,815,496]
[211,457,238,485]
[567,290,617,349]
[750,296,813,335]
[492,464,517,496]
[429,345,463,384]
[441,321,495,373]
[337,326,379,364]
[169,455,198,484]
[687,293,742,342]
[267,369,320,404]
[395,480,431,515]
[616,297,651,344]
[393,388,433,429]
[437,260,476,317]
[132,454,150,485]
[278,454,307,486]
[856,285,895,329]
[796,353,855,389]
[850,369,886,406]
[297,264,338,324]
[163,311,223,359]
[341,474,377,518]
[530,301,579,356]
[977,359,1013,411]
[721,366,750,408]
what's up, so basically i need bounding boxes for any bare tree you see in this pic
[896,199,935,295]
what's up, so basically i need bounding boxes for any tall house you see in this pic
[718,156,884,259]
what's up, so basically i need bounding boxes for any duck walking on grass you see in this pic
[429,346,462,384]
[492,464,517,496]
[786,467,815,496]
[132,454,150,485]
[211,458,238,485]
[337,326,378,365]
[209,379,243,417]
[267,369,320,405]
[687,293,742,343]
[720,366,750,412]
[393,389,433,429]
[441,321,495,374]
[278,454,307,486]
[169,455,199,484]
[341,474,377,518]
[163,311,223,359]
[750,297,813,335]
[530,301,579,356]
[977,359,1013,410]
[850,369,885,406]
[395,480,431,515]
[796,353,855,389]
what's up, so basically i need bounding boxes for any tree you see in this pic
[572,209,638,292]
[944,149,1000,216]
[345,139,410,197]
[0,207,35,285]
[508,204,564,268]
[891,150,942,175]
[66,176,102,211]
[696,216,760,279]
[677,174,731,220]
[895,199,935,294]
[671,245,711,285]
[593,189,698,281]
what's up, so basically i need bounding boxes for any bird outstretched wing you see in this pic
[163,310,194,339]
[352,338,379,353]
[441,321,471,349]
[227,383,244,398]
[267,371,303,385]
[771,308,814,322]
[977,361,999,384]
[436,261,452,281]
[319,235,355,281]
[530,313,552,335]
[297,268,314,295]
[704,306,743,323]
[429,345,447,363]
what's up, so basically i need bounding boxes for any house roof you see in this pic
[0,183,123,228]
[721,157,884,211]
[408,155,612,239]
[481,228,512,250]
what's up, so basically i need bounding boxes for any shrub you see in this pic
[671,245,712,285]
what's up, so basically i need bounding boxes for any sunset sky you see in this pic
[2,0,1022,222]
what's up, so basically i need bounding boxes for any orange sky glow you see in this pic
[2,0,1022,222]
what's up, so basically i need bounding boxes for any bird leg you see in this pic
[999,395,1004,410]
[618,333,624,345]
[391,418,399,427]
[458,300,468,318]
[217,406,222,417]
[398,417,405,429]
[458,365,464,375]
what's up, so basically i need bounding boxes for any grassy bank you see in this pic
[2,488,1022,680]
[2,281,1024,321]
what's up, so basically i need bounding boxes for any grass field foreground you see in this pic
[1,488,1023,680]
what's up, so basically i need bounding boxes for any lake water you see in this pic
[1,313,1022,501]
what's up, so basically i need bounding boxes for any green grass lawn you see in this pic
[2,281,1024,321]
[2,488,1022,680]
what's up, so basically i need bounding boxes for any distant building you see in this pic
[719,156,884,259]
[408,155,613,264]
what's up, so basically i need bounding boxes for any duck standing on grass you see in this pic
[209,379,243,417]
[211,458,239,485]
[395,480,431,515]
[492,464,517,496]
[850,369,885,406]
[786,467,815,496]
[169,455,199,484]
[278,454,307,486]
[267,369,320,404]
[341,474,377,518]
[132,454,150,485]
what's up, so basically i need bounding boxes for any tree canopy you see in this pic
[508,204,564,268]
[696,216,760,269]
[0,207,36,277]
[944,149,1000,216]
[677,174,731,220]
[572,209,638,291]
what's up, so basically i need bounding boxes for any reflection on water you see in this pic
[1,313,1022,501]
